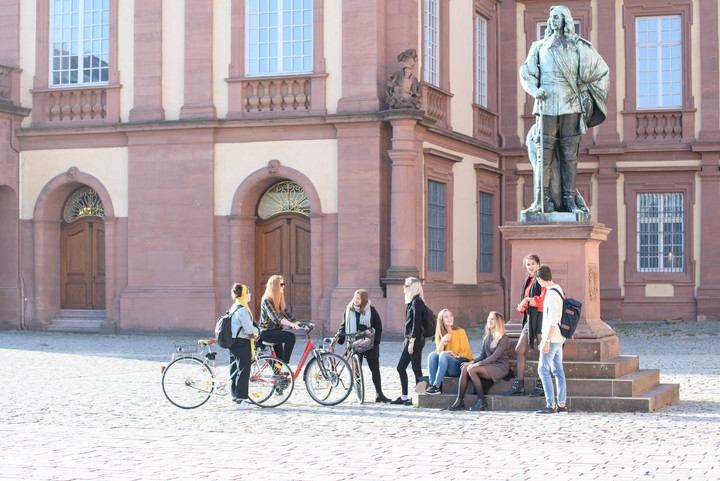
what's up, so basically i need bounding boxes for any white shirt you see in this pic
[542,285,566,344]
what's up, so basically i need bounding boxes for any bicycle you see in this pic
[161,339,295,409]
[327,330,374,405]
[261,322,354,406]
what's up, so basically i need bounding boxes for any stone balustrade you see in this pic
[241,76,312,114]
[422,82,452,130]
[30,85,121,125]
[473,104,498,146]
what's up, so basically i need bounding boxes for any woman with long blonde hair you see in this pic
[424,309,473,395]
[446,311,510,412]
[258,275,302,363]
[391,277,428,405]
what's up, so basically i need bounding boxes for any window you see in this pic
[478,192,492,273]
[637,193,684,272]
[428,180,446,272]
[475,15,487,107]
[51,0,109,86]
[246,0,313,76]
[636,16,681,109]
[423,0,439,86]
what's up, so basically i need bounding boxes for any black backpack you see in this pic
[423,303,436,338]
[214,304,241,349]
[549,287,582,339]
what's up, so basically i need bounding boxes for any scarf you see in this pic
[345,300,372,334]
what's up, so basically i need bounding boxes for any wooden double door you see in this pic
[60,218,106,309]
[255,215,311,322]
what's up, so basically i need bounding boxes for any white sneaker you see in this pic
[235,400,254,410]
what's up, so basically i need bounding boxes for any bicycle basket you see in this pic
[349,329,375,353]
[172,340,201,356]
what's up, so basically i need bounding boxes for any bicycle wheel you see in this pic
[351,354,365,404]
[304,352,353,406]
[248,356,294,408]
[162,356,215,409]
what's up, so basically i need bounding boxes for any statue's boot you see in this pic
[521,186,543,214]
[523,135,556,214]
[560,135,582,214]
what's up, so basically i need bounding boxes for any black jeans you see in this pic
[260,329,296,364]
[359,347,383,394]
[396,337,425,395]
[228,337,252,401]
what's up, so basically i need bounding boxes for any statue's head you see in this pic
[546,6,575,39]
[397,48,418,66]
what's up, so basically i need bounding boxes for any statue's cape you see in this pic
[577,37,609,128]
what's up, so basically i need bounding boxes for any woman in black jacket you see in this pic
[503,253,545,397]
[391,277,427,405]
[337,289,391,403]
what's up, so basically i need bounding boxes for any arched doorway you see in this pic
[254,181,311,321]
[60,187,106,309]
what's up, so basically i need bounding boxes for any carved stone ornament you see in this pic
[268,159,280,176]
[387,49,422,109]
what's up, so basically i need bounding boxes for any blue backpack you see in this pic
[550,287,582,339]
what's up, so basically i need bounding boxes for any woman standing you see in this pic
[259,275,303,364]
[503,254,545,397]
[228,283,259,410]
[391,277,427,405]
[447,311,509,411]
[337,289,391,403]
[424,309,473,395]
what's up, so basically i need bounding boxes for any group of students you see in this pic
[224,254,569,415]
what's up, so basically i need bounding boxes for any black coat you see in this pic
[337,305,383,345]
[521,275,543,348]
[405,295,426,340]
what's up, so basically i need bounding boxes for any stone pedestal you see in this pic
[499,221,618,361]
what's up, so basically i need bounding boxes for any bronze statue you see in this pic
[387,49,422,109]
[520,6,609,215]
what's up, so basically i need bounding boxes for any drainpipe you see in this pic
[9,117,25,330]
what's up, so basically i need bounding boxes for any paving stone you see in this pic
[0,322,719,479]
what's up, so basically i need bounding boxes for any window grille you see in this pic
[257,180,310,219]
[637,192,684,272]
[478,192,492,273]
[51,0,109,86]
[428,180,446,272]
[63,186,105,223]
[636,16,682,109]
[475,15,487,107]
[423,0,439,86]
[246,0,313,76]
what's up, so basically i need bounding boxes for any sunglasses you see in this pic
[280,283,285,287]
[403,284,411,288]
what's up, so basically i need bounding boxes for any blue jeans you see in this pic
[538,342,566,407]
[427,351,462,387]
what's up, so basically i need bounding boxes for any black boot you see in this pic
[527,379,545,397]
[502,379,525,396]
[469,397,488,411]
[375,392,392,403]
[559,135,582,213]
[445,399,465,411]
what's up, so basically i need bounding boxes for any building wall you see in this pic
[1,0,719,333]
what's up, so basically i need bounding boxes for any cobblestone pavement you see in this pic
[1,321,719,480]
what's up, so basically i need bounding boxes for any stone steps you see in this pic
[46,309,106,333]
[414,356,679,413]
[414,383,679,413]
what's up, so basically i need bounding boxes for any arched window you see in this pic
[257,180,310,220]
[62,186,105,223]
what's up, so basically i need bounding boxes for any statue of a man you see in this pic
[387,49,422,109]
[520,5,609,214]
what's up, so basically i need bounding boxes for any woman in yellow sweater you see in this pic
[424,309,473,394]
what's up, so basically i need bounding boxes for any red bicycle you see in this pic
[257,323,354,406]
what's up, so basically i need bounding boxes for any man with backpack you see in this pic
[533,265,569,415]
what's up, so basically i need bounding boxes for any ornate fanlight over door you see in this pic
[62,186,105,223]
[257,180,310,220]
